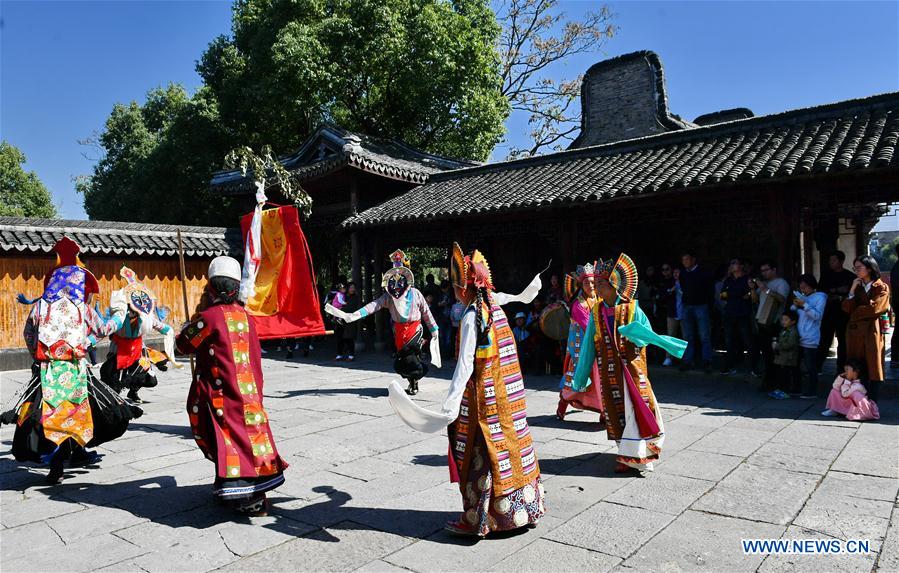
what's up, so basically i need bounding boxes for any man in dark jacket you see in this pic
[679,252,715,372]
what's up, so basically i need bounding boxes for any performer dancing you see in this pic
[5,237,138,483]
[388,243,545,537]
[557,262,605,422]
[325,249,440,395]
[101,266,178,403]
[176,256,287,516]
[572,254,686,474]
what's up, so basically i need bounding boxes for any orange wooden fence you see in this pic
[0,255,213,349]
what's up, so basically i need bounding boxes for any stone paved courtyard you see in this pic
[1,354,898,572]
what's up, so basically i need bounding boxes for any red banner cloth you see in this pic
[240,206,326,340]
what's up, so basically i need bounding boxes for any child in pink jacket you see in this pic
[822,360,880,421]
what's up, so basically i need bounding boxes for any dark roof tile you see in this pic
[0,217,240,257]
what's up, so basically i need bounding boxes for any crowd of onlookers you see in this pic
[635,249,888,420]
[265,249,892,422]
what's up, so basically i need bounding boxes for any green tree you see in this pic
[0,141,57,218]
[198,0,509,161]
[80,84,242,225]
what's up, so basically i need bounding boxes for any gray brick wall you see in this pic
[578,55,669,147]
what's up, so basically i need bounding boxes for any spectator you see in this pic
[817,251,856,371]
[340,282,359,361]
[770,309,800,399]
[891,244,899,369]
[822,360,880,420]
[527,296,549,374]
[422,273,441,301]
[450,298,465,359]
[749,260,790,386]
[658,264,680,366]
[330,283,349,360]
[437,280,453,356]
[545,274,564,304]
[720,259,753,375]
[678,252,715,373]
[842,255,890,403]
[512,312,530,343]
[792,274,826,398]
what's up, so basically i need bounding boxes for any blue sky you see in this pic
[1,0,897,220]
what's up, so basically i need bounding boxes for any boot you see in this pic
[127,388,143,404]
[46,443,70,484]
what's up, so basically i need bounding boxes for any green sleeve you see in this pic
[571,310,598,391]
[618,302,688,359]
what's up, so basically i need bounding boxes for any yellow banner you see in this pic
[247,209,287,316]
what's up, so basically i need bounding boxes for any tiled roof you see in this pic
[343,92,899,229]
[211,124,478,195]
[0,217,241,257]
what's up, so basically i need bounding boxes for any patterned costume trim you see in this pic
[453,302,540,497]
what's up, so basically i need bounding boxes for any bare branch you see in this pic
[498,0,616,157]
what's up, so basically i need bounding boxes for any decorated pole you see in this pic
[176,229,196,379]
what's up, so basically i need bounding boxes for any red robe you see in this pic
[176,303,287,481]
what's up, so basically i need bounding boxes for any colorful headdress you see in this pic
[564,261,597,301]
[595,253,639,302]
[450,242,493,291]
[120,266,157,319]
[381,249,414,289]
[41,237,99,304]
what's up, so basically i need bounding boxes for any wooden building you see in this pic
[0,217,240,362]
[215,51,899,350]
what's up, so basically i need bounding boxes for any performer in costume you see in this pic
[5,237,138,483]
[571,254,687,474]
[557,262,605,422]
[101,267,178,404]
[325,249,440,395]
[387,243,545,537]
[176,257,287,516]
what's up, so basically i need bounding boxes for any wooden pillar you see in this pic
[770,189,801,282]
[349,177,363,292]
[373,235,387,352]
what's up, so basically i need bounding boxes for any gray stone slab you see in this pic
[216,516,318,556]
[830,423,899,479]
[878,506,899,572]
[746,440,841,476]
[4,531,146,572]
[489,538,621,572]
[688,426,775,457]
[0,492,86,528]
[623,510,784,572]
[385,515,564,572]
[0,521,65,563]
[219,521,413,572]
[330,455,410,482]
[541,459,636,521]
[656,421,714,455]
[132,530,242,573]
[770,422,856,451]
[793,471,896,544]
[655,449,743,482]
[693,464,821,525]
[604,472,714,516]
[353,559,412,573]
[45,505,148,543]
[544,502,675,558]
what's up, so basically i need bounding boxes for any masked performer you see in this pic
[325,250,440,396]
[556,262,605,422]
[387,243,545,537]
[100,267,178,404]
[176,256,287,516]
[571,254,686,474]
[5,237,138,483]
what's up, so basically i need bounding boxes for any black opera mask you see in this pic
[387,275,409,299]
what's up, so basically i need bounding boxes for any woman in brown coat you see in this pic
[842,255,890,401]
